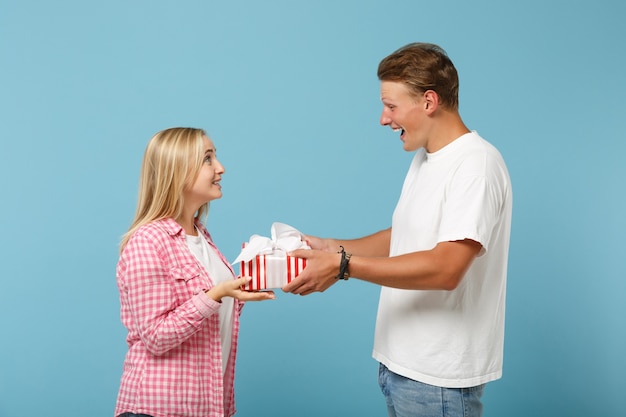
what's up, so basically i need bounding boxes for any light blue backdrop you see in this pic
[1,1,624,416]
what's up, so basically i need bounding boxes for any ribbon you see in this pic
[232,222,310,264]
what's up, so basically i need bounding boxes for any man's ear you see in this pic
[423,90,439,114]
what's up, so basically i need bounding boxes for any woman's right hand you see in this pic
[205,276,276,302]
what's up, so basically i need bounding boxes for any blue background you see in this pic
[1,1,624,416]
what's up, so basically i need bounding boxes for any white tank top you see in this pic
[186,230,235,376]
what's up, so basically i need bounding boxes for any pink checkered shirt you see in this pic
[114,218,243,417]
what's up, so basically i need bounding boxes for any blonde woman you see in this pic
[114,127,274,417]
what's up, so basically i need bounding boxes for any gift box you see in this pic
[233,222,310,291]
[239,248,307,291]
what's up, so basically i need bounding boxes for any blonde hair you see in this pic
[120,127,208,251]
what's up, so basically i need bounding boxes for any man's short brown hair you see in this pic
[377,43,460,110]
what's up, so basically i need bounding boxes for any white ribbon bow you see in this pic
[233,222,309,264]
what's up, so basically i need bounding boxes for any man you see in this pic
[283,43,512,417]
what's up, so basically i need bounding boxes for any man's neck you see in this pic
[425,112,470,153]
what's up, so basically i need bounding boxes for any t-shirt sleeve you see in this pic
[438,160,503,256]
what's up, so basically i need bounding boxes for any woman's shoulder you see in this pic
[126,218,183,249]
[137,218,182,236]
[118,219,186,274]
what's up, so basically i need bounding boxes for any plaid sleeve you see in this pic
[119,231,221,356]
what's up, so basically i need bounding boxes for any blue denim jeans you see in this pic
[117,414,153,417]
[378,363,485,417]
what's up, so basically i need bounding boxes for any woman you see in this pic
[114,127,274,417]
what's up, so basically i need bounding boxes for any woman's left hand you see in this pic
[206,276,276,302]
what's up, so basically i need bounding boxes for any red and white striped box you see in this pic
[240,250,307,291]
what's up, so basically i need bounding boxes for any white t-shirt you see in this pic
[186,231,235,376]
[372,131,512,388]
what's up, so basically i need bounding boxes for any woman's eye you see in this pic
[204,156,212,164]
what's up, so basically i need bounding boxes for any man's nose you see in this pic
[380,111,391,126]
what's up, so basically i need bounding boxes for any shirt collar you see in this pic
[158,217,210,239]
[159,217,185,237]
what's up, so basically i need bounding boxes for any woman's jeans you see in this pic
[117,413,153,417]
[378,363,485,417]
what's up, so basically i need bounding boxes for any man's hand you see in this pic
[303,235,337,252]
[282,249,342,296]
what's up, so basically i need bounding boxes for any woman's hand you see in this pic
[205,276,276,302]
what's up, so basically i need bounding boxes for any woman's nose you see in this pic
[216,159,225,174]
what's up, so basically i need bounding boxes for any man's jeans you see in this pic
[378,363,485,417]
